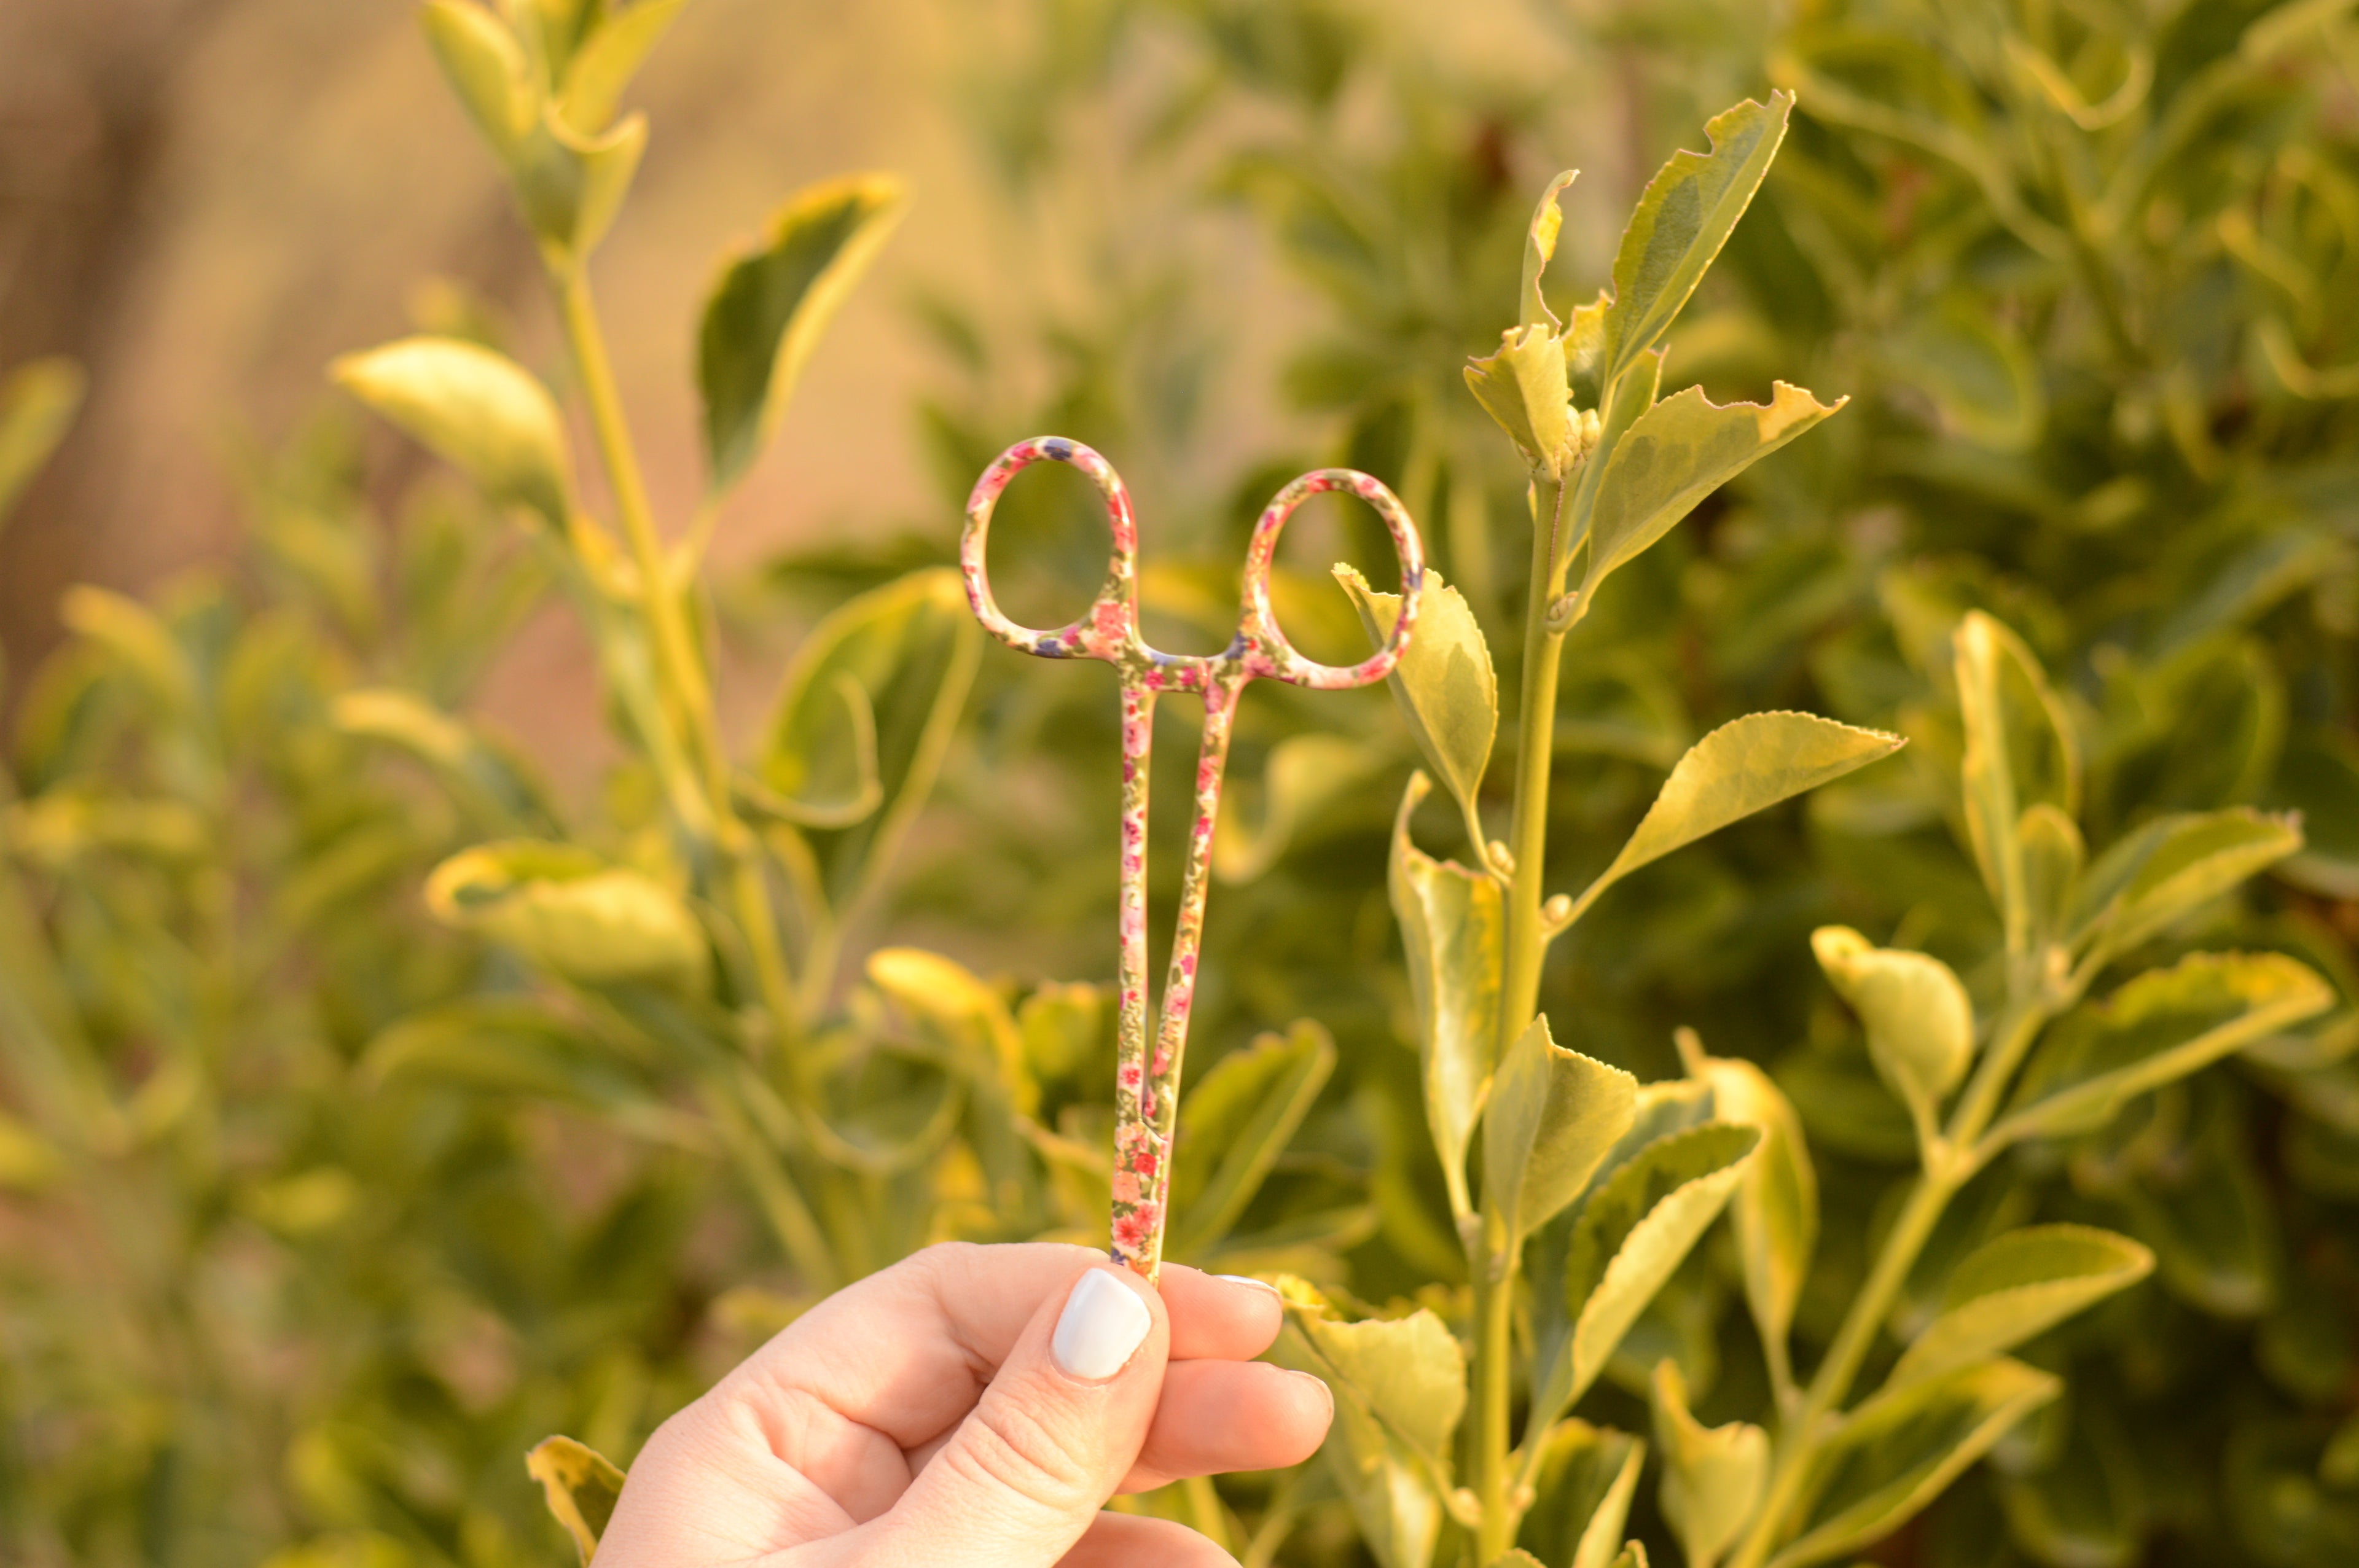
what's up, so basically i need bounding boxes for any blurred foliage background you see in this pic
[5,1,2359,1566]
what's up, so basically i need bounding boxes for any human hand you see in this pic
[592,1242,1333,1566]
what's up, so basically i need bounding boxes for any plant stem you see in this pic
[554,270,804,1062]
[1728,991,2054,1568]
[1471,472,1571,1564]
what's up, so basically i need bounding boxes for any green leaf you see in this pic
[1573,381,1845,611]
[1772,1360,2059,1568]
[1955,612,2078,948]
[866,946,1031,1115]
[1651,1359,1768,1568]
[1015,981,1105,1083]
[0,1107,61,1192]
[1520,170,1578,330]
[1567,714,1904,925]
[1388,772,1503,1220]
[1557,1123,1757,1414]
[737,674,882,830]
[1485,1015,1638,1251]
[1169,1020,1336,1260]
[525,1435,625,1566]
[1998,952,2333,1142]
[511,109,647,265]
[1810,928,1973,1153]
[1600,92,1793,388]
[2017,803,2085,948]
[1887,1225,2153,1392]
[58,588,196,712]
[1273,1279,1462,1567]
[1337,566,1495,827]
[424,840,709,990]
[698,173,908,493]
[334,687,561,834]
[759,568,983,908]
[1882,300,2044,451]
[1517,1419,1644,1568]
[1681,1036,1817,1378]
[2070,808,2303,957]
[557,0,690,134]
[1289,1299,1466,1470]
[1214,731,1384,882]
[333,337,571,529]
[421,0,535,156]
[0,356,85,532]
[1465,324,1576,474]
[362,998,705,1147]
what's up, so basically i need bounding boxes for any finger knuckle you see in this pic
[943,1398,1097,1514]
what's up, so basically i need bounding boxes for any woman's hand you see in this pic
[593,1242,1332,1566]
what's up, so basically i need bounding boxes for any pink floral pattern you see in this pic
[961,435,1425,1279]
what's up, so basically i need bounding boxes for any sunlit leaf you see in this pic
[1169,1020,1335,1259]
[557,0,690,135]
[1600,93,1794,387]
[1955,612,2078,946]
[1681,1034,1818,1380]
[1338,566,1495,827]
[334,337,571,529]
[1810,927,1973,1152]
[1567,713,1904,924]
[2070,808,2302,957]
[760,568,982,907]
[1573,381,1844,610]
[1651,1358,1768,1568]
[1888,1225,2153,1391]
[425,840,709,989]
[1485,1015,1638,1251]
[1557,1123,1756,1414]
[525,1435,625,1566]
[1999,952,2332,1141]
[1517,1419,1644,1568]
[421,0,535,155]
[0,356,85,532]
[1772,1360,2060,1568]
[1388,771,1503,1220]
[1520,170,1578,330]
[698,173,907,492]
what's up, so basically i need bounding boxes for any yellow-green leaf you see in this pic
[0,356,85,532]
[1772,1360,2059,1568]
[1955,612,2078,948]
[557,0,690,134]
[1285,1292,1467,1470]
[1520,170,1578,330]
[1600,92,1793,387]
[335,687,561,834]
[421,0,535,155]
[1651,1359,1768,1568]
[1575,381,1844,609]
[1170,1020,1335,1260]
[1485,1015,1638,1251]
[1810,927,1973,1153]
[1389,771,1503,1220]
[525,1434,626,1566]
[425,840,708,989]
[1273,1295,1446,1568]
[1338,565,1495,825]
[1998,951,2333,1142]
[334,337,571,529]
[2070,808,2303,957]
[1560,1123,1757,1412]
[1516,1419,1645,1568]
[60,587,197,712]
[698,173,907,491]
[866,946,1031,1115]
[1680,1036,1817,1374]
[1465,324,1576,474]
[760,568,982,907]
[1887,1225,2153,1392]
[506,109,647,265]
[0,1107,61,1192]
[1567,713,1904,924]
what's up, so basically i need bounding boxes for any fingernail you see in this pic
[1052,1268,1152,1381]
[1215,1273,1280,1295]
[1288,1369,1334,1417]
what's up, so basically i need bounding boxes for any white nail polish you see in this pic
[1215,1273,1279,1295]
[1052,1269,1152,1381]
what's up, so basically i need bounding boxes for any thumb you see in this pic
[866,1262,1169,1565]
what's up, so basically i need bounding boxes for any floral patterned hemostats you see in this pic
[961,436,1426,1280]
